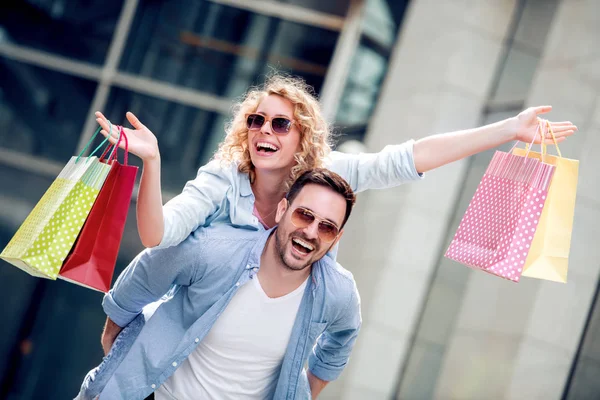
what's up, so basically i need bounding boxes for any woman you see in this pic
[96,74,576,251]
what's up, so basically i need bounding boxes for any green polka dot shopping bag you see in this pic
[0,126,114,279]
[59,127,138,292]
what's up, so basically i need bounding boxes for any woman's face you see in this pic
[247,94,302,175]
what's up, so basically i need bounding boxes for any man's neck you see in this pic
[257,232,311,299]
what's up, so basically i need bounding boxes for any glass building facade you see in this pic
[0,0,409,398]
[1,0,598,399]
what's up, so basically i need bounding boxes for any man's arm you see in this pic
[308,283,362,389]
[101,317,123,355]
[308,370,329,399]
[102,236,205,330]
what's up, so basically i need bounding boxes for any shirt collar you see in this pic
[246,228,274,268]
[240,172,253,197]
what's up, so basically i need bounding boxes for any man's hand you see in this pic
[307,370,329,399]
[101,317,123,356]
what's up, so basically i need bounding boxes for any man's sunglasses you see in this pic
[246,113,294,135]
[290,206,340,243]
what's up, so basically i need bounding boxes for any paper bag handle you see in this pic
[510,121,541,159]
[76,122,113,163]
[525,119,562,158]
[99,126,129,165]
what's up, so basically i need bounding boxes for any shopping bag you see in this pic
[512,122,579,283]
[0,126,113,279]
[445,129,556,282]
[60,128,138,292]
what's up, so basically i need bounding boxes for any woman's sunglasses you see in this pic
[290,206,340,243]
[246,113,294,135]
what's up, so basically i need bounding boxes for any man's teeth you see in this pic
[257,142,278,151]
[293,238,314,251]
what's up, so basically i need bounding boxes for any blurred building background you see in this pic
[0,0,599,399]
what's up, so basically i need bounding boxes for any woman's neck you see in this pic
[252,169,288,202]
[251,169,289,228]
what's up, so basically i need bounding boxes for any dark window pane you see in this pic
[0,0,124,64]
[0,161,146,399]
[335,0,409,130]
[362,0,397,49]
[95,87,227,193]
[564,279,600,399]
[119,0,339,98]
[362,0,410,49]
[336,43,387,126]
[3,278,112,399]
[0,56,97,162]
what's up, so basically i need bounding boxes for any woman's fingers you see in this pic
[539,118,577,141]
[126,111,147,131]
[542,136,566,144]
[550,121,575,127]
[546,127,576,138]
[532,105,553,115]
[95,112,114,129]
[96,119,112,133]
[552,125,577,132]
[550,124,577,133]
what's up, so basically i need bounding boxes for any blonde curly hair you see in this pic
[215,74,333,187]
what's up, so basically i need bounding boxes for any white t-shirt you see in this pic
[155,275,308,400]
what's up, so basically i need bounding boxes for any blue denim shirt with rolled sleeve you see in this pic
[76,226,361,400]
[158,140,424,248]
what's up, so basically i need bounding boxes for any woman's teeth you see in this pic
[257,142,278,152]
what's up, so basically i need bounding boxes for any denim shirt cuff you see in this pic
[307,356,343,382]
[102,293,141,328]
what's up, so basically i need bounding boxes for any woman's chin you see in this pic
[251,155,285,171]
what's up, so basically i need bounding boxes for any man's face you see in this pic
[274,184,346,271]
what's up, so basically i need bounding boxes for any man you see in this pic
[76,169,361,400]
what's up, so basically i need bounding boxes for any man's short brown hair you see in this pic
[285,169,356,227]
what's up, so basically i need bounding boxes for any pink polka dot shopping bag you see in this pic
[0,126,114,280]
[445,123,562,282]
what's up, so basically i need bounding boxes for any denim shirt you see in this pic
[159,140,423,248]
[76,226,361,400]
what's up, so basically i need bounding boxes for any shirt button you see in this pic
[195,338,200,343]
[172,362,178,367]
[151,384,156,389]
[235,282,240,287]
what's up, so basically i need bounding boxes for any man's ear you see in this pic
[274,198,289,224]
[330,228,344,249]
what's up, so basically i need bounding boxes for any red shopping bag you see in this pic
[445,138,556,282]
[59,128,138,292]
